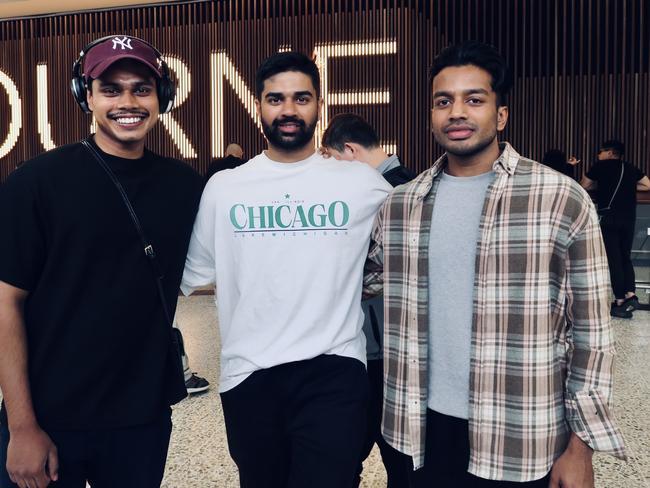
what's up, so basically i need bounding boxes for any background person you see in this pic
[322,112,414,488]
[205,143,245,181]
[580,139,650,318]
[541,148,580,179]
[173,325,210,395]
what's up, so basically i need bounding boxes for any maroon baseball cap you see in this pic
[83,36,162,80]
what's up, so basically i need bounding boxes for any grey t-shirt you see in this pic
[427,169,495,419]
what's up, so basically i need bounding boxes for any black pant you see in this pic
[410,409,550,488]
[220,354,369,488]
[600,216,636,299]
[0,410,171,488]
[354,359,411,488]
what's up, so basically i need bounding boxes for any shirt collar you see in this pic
[414,142,520,201]
[430,142,519,178]
[377,154,401,175]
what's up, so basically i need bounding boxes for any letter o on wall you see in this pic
[0,70,22,159]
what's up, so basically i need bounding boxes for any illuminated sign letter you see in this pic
[36,64,57,150]
[210,52,263,157]
[0,69,22,159]
[160,56,197,158]
[313,40,397,150]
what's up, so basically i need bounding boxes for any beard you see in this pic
[262,115,317,151]
[433,119,499,158]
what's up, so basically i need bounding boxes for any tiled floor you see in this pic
[166,294,650,488]
[1,294,648,487]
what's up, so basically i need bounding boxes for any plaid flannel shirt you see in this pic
[364,143,627,482]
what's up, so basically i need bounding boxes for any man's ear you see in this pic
[254,99,261,122]
[344,142,357,157]
[86,87,95,112]
[497,105,509,131]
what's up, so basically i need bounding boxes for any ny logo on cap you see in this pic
[112,36,133,50]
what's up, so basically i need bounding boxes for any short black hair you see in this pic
[255,51,320,99]
[541,149,567,173]
[542,149,567,167]
[429,40,512,106]
[321,113,380,152]
[601,139,625,158]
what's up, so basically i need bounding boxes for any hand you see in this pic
[6,424,58,488]
[548,433,594,488]
[567,156,581,166]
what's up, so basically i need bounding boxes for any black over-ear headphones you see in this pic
[70,35,176,114]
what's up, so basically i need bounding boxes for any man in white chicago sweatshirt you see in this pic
[181,52,391,488]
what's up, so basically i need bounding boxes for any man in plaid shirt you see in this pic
[365,41,626,487]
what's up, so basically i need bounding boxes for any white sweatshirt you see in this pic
[181,151,392,392]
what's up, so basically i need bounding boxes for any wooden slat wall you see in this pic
[425,0,649,177]
[0,0,648,182]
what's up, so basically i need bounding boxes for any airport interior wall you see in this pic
[0,0,648,181]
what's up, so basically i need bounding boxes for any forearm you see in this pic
[636,176,650,191]
[580,176,595,191]
[0,294,38,431]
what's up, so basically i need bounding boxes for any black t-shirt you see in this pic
[0,139,203,430]
[586,159,645,217]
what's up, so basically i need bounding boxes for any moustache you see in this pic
[272,117,305,128]
[108,111,149,118]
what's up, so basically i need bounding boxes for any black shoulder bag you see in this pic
[82,139,188,404]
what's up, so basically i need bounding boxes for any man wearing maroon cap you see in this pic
[0,36,204,487]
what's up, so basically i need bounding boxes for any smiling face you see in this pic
[87,59,160,157]
[430,64,508,169]
[255,71,321,158]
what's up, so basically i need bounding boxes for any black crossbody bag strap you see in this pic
[81,139,173,325]
[82,138,187,403]
[600,163,625,213]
